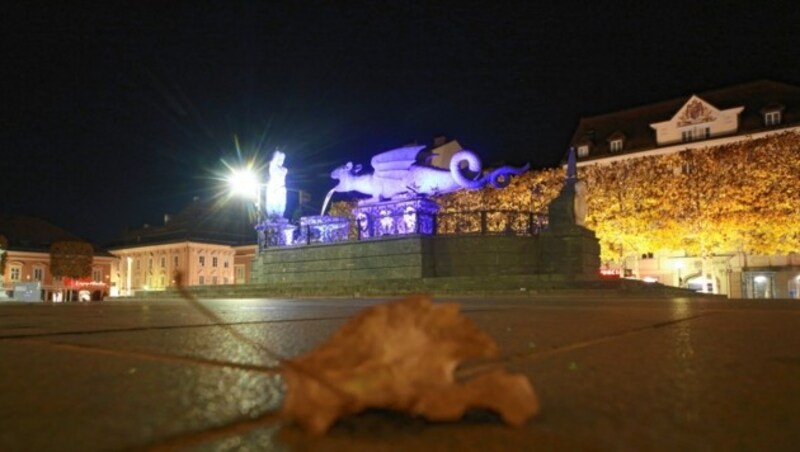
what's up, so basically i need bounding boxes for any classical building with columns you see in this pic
[570,80,800,298]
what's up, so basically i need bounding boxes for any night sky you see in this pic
[3,1,799,245]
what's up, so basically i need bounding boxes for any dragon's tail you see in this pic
[450,150,529,189]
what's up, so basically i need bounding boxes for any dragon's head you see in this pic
[330,162,353,181]
[330,162,364,180]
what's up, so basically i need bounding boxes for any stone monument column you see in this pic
[538,148,600,279]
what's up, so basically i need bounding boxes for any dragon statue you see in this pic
[330,145,529,203]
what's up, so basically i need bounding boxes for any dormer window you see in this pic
[681,127,710,143]
[764,111,781,127]
[607,131,626,152]
[577,145,589,157]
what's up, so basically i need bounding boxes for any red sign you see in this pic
[63,277,107,289]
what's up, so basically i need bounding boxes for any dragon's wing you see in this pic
[371,145,425,180]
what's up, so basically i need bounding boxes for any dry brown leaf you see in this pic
[280,295,539,434]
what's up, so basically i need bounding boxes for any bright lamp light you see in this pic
[228,168,260,199]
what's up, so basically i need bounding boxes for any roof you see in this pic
[569,80,800,162]
[108,198,256,249]
[0,215,112,256]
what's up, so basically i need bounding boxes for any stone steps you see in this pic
[135,275,719,300]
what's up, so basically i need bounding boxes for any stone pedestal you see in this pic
[297,215,349,245]
[257,218,297,250]
[538,226,601,279]
[353,198,438,239]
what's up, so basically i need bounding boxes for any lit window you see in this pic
[765,111,781,126]
[92,268,102,282]
[577,145,589,157]
[681,128,709,142]
[609,139,623,152]
[9,266,22,281]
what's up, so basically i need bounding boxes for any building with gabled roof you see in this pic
[571,79,800,165]
[568,80,800,298]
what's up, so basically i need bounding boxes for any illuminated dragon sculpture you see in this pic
[330,145,529,202]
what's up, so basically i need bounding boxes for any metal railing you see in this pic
[262,210,548,249]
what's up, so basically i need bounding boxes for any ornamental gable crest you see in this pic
[674,95,718,126]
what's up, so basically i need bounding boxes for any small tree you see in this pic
[0,234,8,275]
[50,241,93,300]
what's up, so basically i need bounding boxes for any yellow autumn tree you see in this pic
[581,131,800,264]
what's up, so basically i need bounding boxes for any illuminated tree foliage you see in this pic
[434,167,564,234]
[327,132,800,265]
[581,132,800,262]
[50,240,93,279]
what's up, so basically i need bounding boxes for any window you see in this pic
[173,256,179,268]
[212,276,218,285]
[681,127,710,143]
[765,111,781,126]
[33,267,44,281]
[136,259,140,270]
[148,258,153,270]
[609,139,623,152]
[235,265,245,284]
[199,256,205,267]
[160,256,166,268]
[223,260,229,269]
[160,276,165,287]
[9,265,22,282]
[212,257,218,268]
[199,275,205,285]
[577,145,589,157]
[92,268,102,282]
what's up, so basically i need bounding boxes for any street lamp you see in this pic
[226,151,290,250]
[227,167,264,211]
[228,166,268,250]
